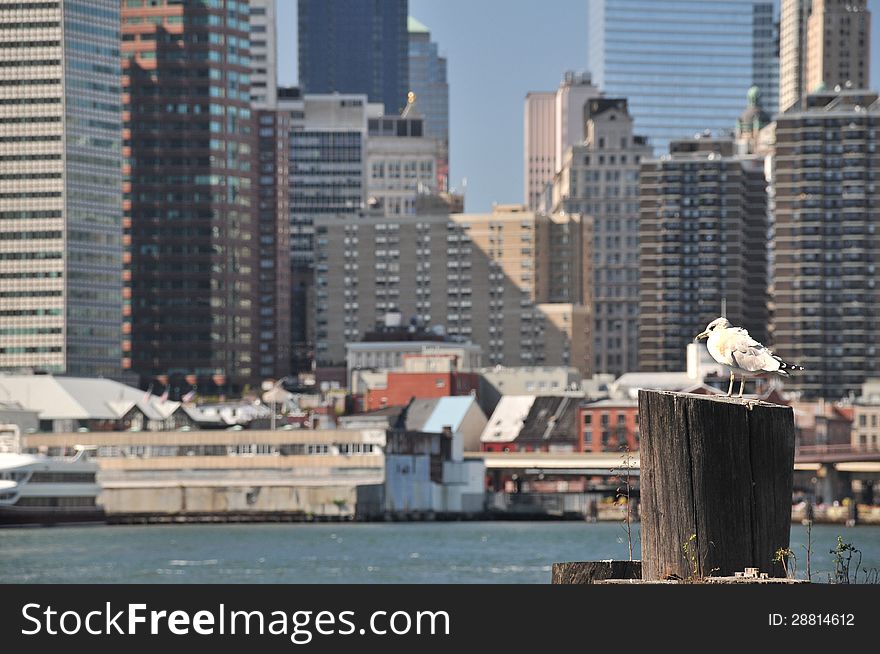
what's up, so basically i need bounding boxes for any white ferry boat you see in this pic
[0,426,103,525]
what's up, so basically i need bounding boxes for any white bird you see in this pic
[694,317,804,398]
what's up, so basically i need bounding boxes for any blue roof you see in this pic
[420,396,476,434]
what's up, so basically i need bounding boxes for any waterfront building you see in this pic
[577,398,639,453]
[852,379,880,451]
[639,135,769,372]
[780,0,871,113]
[356,396,487,518]
[524,72,601,210]
[298,0,409,116]
[480,395,581,453]
[551,97,651,376]
[0,0,122,378]
[587,0,779,153]
[772,89,880,399]
[477,366,582,417]
[789,399,853,449]
[315,206,592,375]
[0,373,191,433]
[22,427,385,520]
[122,0,257,393]
[408,16,449,190]
[248,0,276,107]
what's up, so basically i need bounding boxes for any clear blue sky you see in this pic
[277,0,880,213]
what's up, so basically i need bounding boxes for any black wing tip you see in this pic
[774,356,805,372]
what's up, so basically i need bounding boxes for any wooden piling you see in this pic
[638,390,795,581]
[551,561,641,584]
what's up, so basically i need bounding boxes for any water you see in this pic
[1,522,878,584]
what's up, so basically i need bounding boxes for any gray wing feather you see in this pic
[731,343,780,373]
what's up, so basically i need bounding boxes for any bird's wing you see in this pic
[711,328,779,373]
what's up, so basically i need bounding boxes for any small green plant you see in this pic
[677,533,719,582]
[774,547,797,579]
[829,536,862,584]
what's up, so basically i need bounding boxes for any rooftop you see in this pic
[407,16,429,34]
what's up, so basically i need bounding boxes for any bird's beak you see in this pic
[694,331,709,341]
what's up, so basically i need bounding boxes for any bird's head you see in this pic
[695,317,731,341]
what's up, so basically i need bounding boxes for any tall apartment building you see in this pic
[780,0,871,113]
[0,0,122,378]
[524,72,601,209]
[248,0,276,107]
[122,0,257,393]
[254,108,290,381]
[639,136,769,372]
[313,206,592,375]
[298,0,409,115]
[552,98,651,376]
[773,90,880,399]
[588,0,779,153]
[408,16,448,191]
[366,105,439,216]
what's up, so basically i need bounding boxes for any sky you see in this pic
[277,0,880,214]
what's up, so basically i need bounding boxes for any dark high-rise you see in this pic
[773,90,880,399]
[298,0,409,115]
[122,0,257,394]
[639,136,769,371]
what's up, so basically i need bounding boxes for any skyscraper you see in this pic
[524,72,601,210]
[255,107,291,381]
[408,16,448,190]
[639,136,769,371]
[552,98,651,376]
[780,0,871,113]
[0,0,122,378]
[279,91,376,371]
[249,0,277,107]
[587,0,779,154]
[298,0,409,116]
[773,90,880,399]
[122,0,257,393]
[523,91,556,210]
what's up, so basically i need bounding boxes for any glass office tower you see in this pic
[298,0,409,116]
[588,0,779,153]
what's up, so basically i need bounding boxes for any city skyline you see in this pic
[277,0,880,213]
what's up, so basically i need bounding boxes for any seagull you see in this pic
[694,317,804,398]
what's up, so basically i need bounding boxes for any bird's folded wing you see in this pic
[732,344,780,373]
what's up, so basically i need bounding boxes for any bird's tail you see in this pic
[773,356,804,377]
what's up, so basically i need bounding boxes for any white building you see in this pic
[380,396,486,515]
[366,102,440,216]
[0,0,122,377]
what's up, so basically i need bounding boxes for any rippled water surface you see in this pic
[1,521,878,583]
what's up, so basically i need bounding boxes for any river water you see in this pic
[1,521,878,584]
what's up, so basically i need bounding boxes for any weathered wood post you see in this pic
[638,390,795,581]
